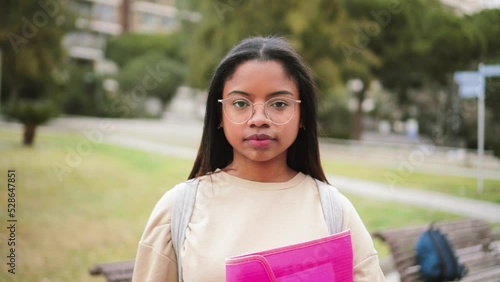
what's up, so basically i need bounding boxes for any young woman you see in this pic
[132,36,386,281]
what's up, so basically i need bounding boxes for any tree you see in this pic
[4,99,58,145]
[467,9,500,59]
[464,9,500,156]
[355,0,488,145]
[184,0,495,142]
[105,31,187,114]
[367,0,484,101]
[106,31,185,68]
[0,0,74,145]
[117,51,186,109]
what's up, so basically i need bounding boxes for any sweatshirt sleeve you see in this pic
[132,186,179,282]
[339,193,386,282]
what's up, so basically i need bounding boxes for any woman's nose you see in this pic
[247,103,270,127]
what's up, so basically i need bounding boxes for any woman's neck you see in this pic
[223,160,297,182]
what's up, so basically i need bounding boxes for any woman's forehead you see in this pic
[222,60,298,98]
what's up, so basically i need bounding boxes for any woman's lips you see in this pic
[245,134,274,148]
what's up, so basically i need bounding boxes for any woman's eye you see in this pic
[270,100,288,108]
[232,100,249,108]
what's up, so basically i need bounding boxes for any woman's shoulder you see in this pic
[149,180,199,219]
[139,180,198,243]
[310,177,358,216]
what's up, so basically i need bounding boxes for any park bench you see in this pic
[89,260,134,282]
[373,217,500,282]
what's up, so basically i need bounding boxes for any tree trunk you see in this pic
[351,89,365,140]
[23,124,37,146]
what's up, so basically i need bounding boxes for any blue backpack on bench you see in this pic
[415,224,467,281]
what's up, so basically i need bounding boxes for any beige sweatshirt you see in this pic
[132,171,386,282]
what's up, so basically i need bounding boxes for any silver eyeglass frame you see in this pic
[218,97,301,125]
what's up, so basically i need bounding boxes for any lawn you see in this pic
[322,160,500,203]
[0,129,465,281]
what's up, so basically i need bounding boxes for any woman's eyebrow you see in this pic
[227,90,294,97]
[268,90,293,97]
[227,90,251,96]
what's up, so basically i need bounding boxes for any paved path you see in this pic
[327,175,500,223]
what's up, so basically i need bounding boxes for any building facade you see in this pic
[63,0,193,73]
[441,0,500,15]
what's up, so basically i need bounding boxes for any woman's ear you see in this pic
[218,121,223,129]
[299,121,305,130]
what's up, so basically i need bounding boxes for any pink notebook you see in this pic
[225,230,353,282]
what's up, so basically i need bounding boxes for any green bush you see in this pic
[4,99,58,125]
[318,95,353,139]
[3,99,59,146]
[117,51,186,108]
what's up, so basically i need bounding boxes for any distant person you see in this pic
[132,36,386,281]
[406,118,419,141]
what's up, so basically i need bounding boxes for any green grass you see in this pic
[322,161,500,203]
[0,130,192,281]
[0,128,484,280]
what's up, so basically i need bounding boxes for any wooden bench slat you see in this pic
[461,265,500,282]
[90,260,135,282]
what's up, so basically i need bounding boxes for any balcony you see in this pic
[63,31,105,61]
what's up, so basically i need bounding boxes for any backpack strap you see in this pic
[315,179,343,234]
[171,178,199,282]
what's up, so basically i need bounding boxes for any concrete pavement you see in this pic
[328,175,500,223]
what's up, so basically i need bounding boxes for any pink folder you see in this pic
[225,230,353,282]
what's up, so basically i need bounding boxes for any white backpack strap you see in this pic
[171,178,199,282]
[315,179,343,234]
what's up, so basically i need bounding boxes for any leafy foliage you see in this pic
[0,0,74,102]
[4,99,58,125]
[466,9,500,59]
[117,51,186,106]
[106,31,187,112]
[186,0,381,92]
[106,32,185,68]
[0,0,74,145]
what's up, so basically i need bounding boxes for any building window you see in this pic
[161,15,176,29]
[93,4,117,23]
[64,31,105,49]
[141,12,156,26]
[69,0,92,18]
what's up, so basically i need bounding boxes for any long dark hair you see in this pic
[188,36,327,183]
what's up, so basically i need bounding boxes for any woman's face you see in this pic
[220,60,301,168]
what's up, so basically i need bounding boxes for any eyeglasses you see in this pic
[218,96,301,125]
